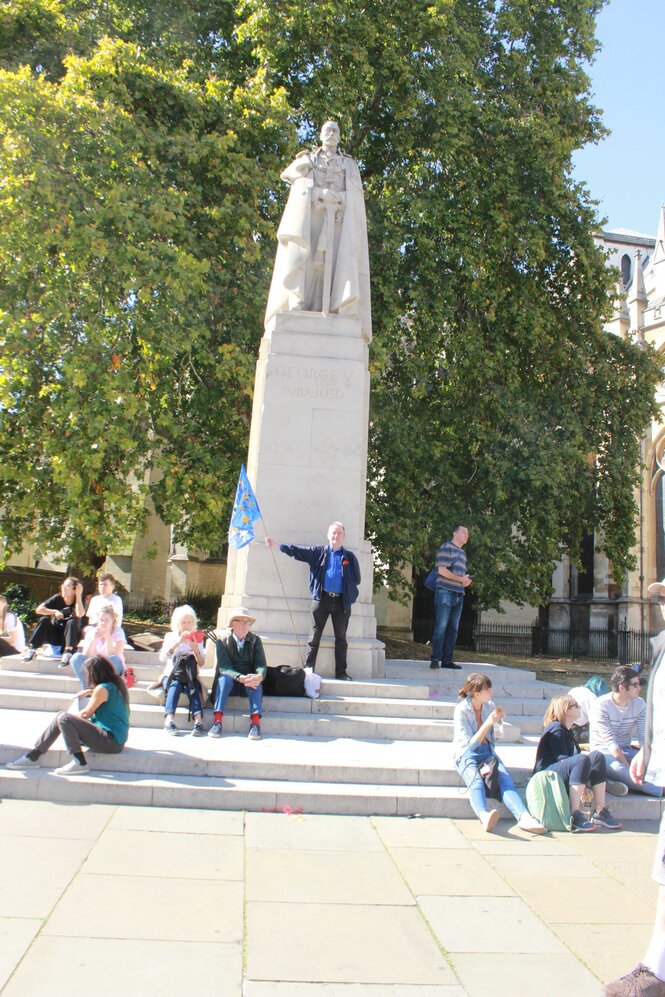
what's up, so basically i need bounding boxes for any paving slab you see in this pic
[390,847,515,897]
[247,848,414,905]
[551,921,654,984]
[1,936,242,997]
[247,901,455,985]
[246,985,466,996]
[0,799,114,839]
[246,811,383,851]
[108,805,244,835]
[83,828,244,880]
[450,952,599,997]
[0,916,41,990]
[372,815,469,849]
[487,852,605,880]
[418,896,568,954]
[468,833,577,856]
[43,873,243,943]
[0,834,95,918]
[507,875,657,923]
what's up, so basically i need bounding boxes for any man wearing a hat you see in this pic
[603,578,665,995]
[209,608,267,740]
[266,522,360,680]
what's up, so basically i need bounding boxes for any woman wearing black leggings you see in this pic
[534,694,622,833]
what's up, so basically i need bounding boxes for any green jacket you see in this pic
[213,629,267,696]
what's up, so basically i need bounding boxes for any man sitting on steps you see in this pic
[209,608,267,741]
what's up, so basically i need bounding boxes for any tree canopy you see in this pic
[1,0,660,606]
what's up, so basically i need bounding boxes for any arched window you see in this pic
[621,253,631,287]
[652,447,665,581]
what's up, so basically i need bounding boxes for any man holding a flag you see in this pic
[265,523,360,681]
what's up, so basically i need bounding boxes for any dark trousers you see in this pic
[306,593,351,676]
[33,711,123,757]
[29,616,83,652]
[546,750,606,788]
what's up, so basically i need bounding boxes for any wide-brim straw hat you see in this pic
[648,579,665,597]
[227,607,256,626]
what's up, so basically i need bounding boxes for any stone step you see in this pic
[0,708,529,786]
[0,668,548,735]
[1,763,659,820]
[0,687,523,741]
[385,659,539,682]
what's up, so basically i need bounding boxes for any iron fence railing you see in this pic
[412,618,657,665]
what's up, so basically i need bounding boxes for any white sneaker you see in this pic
[479,809,499,832]
[6,753,40,769]
[607,780,629,796]
[23,648,36,662]
[517,812,546,834]
[54,758,88,776]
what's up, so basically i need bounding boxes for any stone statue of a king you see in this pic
[264,120,372,342]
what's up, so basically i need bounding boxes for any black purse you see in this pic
[478,756,501,800]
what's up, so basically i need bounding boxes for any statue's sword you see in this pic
[321,199,338,317]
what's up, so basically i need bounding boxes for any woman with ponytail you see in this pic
[453,672,544,834]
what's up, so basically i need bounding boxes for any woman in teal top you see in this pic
[6,655,130,776]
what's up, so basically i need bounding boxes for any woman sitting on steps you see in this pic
[453,672,545,834]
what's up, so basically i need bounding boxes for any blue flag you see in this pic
[228,465,261,550]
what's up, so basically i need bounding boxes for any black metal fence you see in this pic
[412,618,656,665]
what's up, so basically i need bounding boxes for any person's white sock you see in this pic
[643,927,665,981]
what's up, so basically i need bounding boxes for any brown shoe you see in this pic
[603,964,665,996]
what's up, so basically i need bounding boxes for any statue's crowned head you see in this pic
[319,120,340,151]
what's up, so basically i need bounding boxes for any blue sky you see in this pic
[572,0,665,237]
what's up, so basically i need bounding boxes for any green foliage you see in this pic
[1,583,38,625]
[0,0,660,607]
[0,21,291,571]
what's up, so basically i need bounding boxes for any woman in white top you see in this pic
[69,605,126,689]
[0,595,26,656]
[159,605,205,737]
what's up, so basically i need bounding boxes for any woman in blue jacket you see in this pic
[453,672,544,833]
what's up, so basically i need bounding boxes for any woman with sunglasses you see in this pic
[534,694,622,832]
[589,664,663,797]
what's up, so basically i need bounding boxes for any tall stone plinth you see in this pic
[221,310,385,678]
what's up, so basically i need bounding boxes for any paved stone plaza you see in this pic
[0,799,659,995]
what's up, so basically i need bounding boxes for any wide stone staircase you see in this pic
[1,650,661,820]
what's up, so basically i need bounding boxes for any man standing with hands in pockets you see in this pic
[430,524,472,671]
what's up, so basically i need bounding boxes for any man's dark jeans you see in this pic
[431,587,464,666]
[306,592,351,676]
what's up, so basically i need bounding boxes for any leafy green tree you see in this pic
[1,0,660,608]
[237,0,662,608]
[0,32,291,571]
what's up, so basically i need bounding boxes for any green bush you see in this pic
[2,583,38,626]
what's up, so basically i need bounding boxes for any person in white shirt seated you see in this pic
[86,573,124,627]
[568,674,609,747]
[69,605,126,688]
[0,595,26,657]
[158,605,206,737]
[590,664,663,797]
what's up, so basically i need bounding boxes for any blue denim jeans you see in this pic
[431,588,464,665]
[164,679,202,718]
[455,743,527,819]
[214,674,263,717]
[70,652,123,689]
